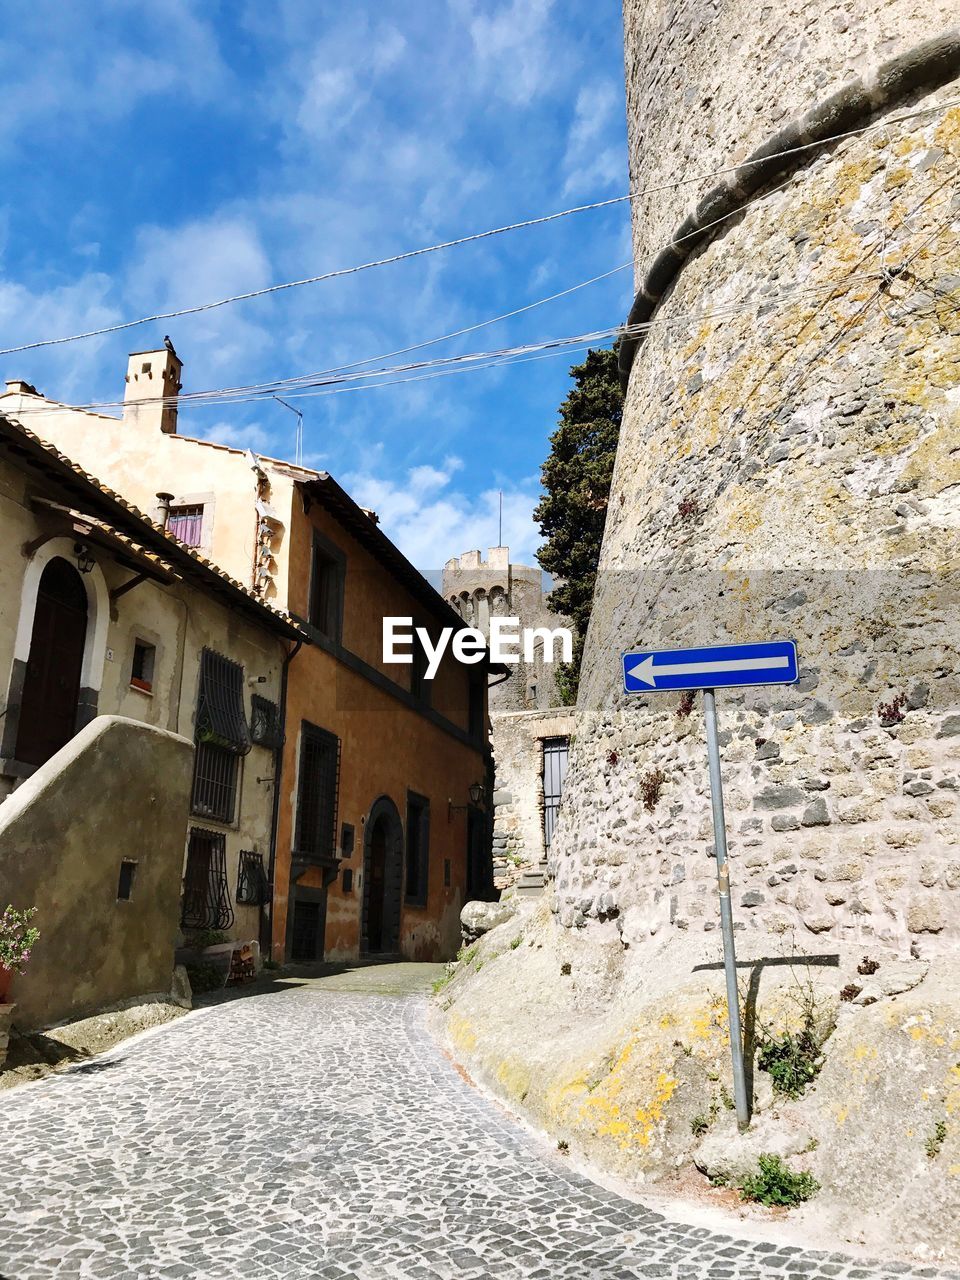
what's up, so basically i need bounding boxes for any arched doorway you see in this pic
[361,796,403,955]
[15,557,88,766]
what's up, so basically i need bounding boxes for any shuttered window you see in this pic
[294,723,340,861]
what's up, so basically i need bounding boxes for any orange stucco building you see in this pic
[1,346,496,962]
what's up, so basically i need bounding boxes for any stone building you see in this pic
[2,352,495,964]
[0,413,306,1027]
[548,9,960,951]
[443,547,575,890]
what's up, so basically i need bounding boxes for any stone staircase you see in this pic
[513,861,549,898]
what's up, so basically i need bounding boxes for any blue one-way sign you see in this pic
[622,639,799,694]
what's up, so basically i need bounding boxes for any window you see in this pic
[117,860,137,901]
[468,676,485,740]
[250,694,281,749]
[294,722,340,860]
[342,868,354,893]
[340,822,355,859]
[181,828,234,931]
[444,858,451,888]
[130,640,156,692]
[542,736,569,853]
[410,632,431,705]
[191,649,250,824]
[167,504,204,547]
[236,850,269,905]
[308,535,345,640]
[405,792,430,906]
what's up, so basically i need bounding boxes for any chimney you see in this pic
[123,343,182,434]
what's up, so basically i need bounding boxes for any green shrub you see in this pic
[184,962,225,994]
[740,1154,820,1207]
[926,1120,948,1159]
[690,1114,710,1138]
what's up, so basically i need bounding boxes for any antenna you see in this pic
[273,395,304,467]
[498,489,503,547]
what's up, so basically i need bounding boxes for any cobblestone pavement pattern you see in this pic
[2,973,957,1280]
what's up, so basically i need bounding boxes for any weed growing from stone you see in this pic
[719,1084,735,1111]
[840,983,861,1002]
[926,1120,948,1159]
[877,692,907,726]
[690,1114,710,1137]
[560,962,572,976]
[739,1154,820,1207]
[457,944,479,966]
[755,971,836,1099]
[510,936,522,949]
[640,767,667,812]
[557,1140,569,1154]
[676,690,696,719]
[857,956,880,975]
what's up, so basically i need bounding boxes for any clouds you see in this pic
[456,0,563,106]
[0,1,630,572]
[563,82,626,196]
[342,454,543,569]
[0,0,230,148]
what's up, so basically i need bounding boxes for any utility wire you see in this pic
[0,95,956,360]
[8,268,899,418]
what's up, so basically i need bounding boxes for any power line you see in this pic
[0,95,956,361]
[7,267,900,418]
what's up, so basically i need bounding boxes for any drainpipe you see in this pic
[263,635,302,959]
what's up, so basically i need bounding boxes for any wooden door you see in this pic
[15,558,88,767]
[366,818,387,951]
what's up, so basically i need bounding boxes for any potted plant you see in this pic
[0,905,40,1003]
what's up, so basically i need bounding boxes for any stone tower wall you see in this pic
[550,6,960,953]
[442,548,568,712]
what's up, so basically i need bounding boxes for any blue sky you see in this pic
[0,0,630,569]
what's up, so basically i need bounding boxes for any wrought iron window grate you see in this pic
[196,648,251,756]
[192,740,239,823]
[295,723,341,861]
[542,736,569,852]
[181,828,235,932]
[250,694,281,750]
[237,850,269,905]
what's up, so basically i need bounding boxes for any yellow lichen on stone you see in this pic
[934,106,960,158]
[448,1012,478,1053]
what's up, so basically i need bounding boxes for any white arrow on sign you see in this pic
[627,653,791,687]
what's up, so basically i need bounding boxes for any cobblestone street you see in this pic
[1,971,956,1280]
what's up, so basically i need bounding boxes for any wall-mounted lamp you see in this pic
[448,780,487,822]
[74,541,95,574]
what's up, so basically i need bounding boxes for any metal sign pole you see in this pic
[703,687,750,1131]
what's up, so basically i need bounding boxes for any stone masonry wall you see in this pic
[550,9,960,954]
[491,707,577,888]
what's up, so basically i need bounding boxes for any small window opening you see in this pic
[308,539,344,640]
[340,822,355,859]
[342,868,354,893]
[117,860,137,901]
[131,640,156,692]
[444,858,451,888]
[167,504,204,547]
